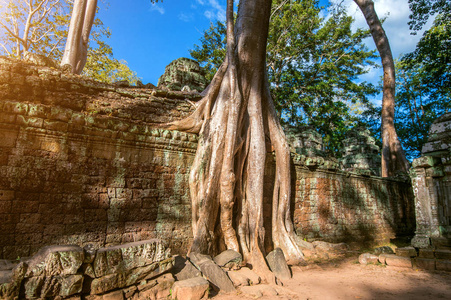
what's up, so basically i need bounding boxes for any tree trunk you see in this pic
[354,0,410,177]
[164,0,304,281]
[61,0,97,74]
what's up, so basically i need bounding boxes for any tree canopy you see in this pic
[191,0,377,157]
[408,0,451,32]
[393,0,451,158]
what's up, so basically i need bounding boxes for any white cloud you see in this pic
[149,3,165,15]
[179,12,194,22]
[327,0,435,94]
[204,10,214,20]
[196,0,226,22]
[330,0,431,59]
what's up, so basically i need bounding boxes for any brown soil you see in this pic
[212,254,451,300]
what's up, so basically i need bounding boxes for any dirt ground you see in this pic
[212,254,451,300]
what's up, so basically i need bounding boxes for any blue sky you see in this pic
[97,0,431,97]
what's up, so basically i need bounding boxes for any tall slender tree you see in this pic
[164,0,304,280]
[60,0,97,74]
[353,0,410,177]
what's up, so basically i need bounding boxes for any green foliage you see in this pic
[0,0,139,84]
[0,0,69,58]
[394,60,440,159]
[190,20,226,81]
[407,0,451,32]
[402,13,450,103]
[395,1,451,159]
[190,0,378,156]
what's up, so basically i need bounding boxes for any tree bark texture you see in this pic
[354,0,410,177]
[60,0,97,74]
[165,0,304,280]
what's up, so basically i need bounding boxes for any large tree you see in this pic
[60,0,97,74]
[191,0,378,156]
[165,0,304,280]
[353,0,409,177]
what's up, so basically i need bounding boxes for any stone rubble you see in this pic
[0,239,174,299]
[359,244,451,272]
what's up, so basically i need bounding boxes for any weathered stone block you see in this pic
[172,276,209,300]
[384,254,412,268]
[0,130,18,147]
[436,260,451,271]
[214,250,242,269]
[425,166,444,177]
[91,273,126,295]
[266,248,291,280]
[431,237,451,249]
[418,249,435,259]
[188,252,235,293]
[359,253,379,265]
[373,246,394,255]
[25,245,84,278]
[137,273,174,300]
[227,270,250,287]
[174,259,202,281]
[24,276,44,298]
[434,250,451,260]
[412,156,442,168]
[124,259,173,287]
[102,290,124,300]
[395,247,417,258]
[60,274,84,297]
[414,258,436,270]
[40,276,61,298]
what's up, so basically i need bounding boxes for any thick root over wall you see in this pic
[161,0,305,282]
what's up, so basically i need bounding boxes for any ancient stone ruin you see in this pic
[157,57,208,92]
[285,126,326,157]
[0,56,425,299]
[410,113,451,249]
[340,127,381,176]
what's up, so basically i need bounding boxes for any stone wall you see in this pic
[0,58,415,260]
[292,162,414,245]
[0,58,199,259]
[410,113,451,248]
[261,155,414,250]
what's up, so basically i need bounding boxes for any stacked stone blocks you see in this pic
[0,57,415,261]
[410,113,451,248]
[0,239,173,299]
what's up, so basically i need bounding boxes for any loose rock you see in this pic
[188,252,235,293]
[171,276,209,300]
[359,253,379,265]
[214,250,242,269]
[266,248,291,280]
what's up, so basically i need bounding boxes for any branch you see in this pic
[0,43,12,56]
[35,0,60,26]
[0,21,26,45]
[270,0,289,20]
[48,36,65,55]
